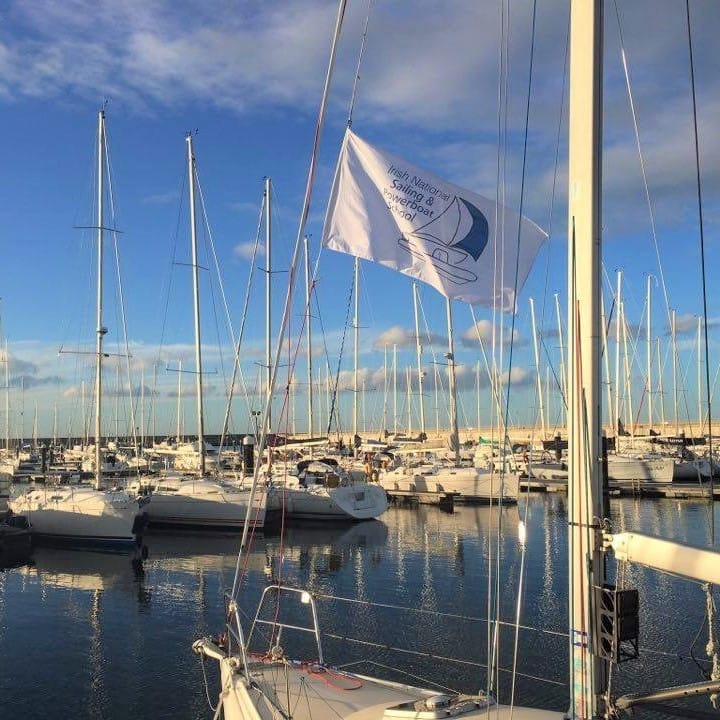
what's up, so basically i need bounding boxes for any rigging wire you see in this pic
[231,0,350,598]
[536,9,571,436]
[612,1,673,331]
[500,0,539,711]
[103,130,140,459]
[325,272,355,438]
[347,0,375,128]
[218,191,266,452]
[685,0,719,703]
[153,160,189,437]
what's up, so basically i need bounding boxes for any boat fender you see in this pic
[370,470,379,483]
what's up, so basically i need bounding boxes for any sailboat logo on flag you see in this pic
[322,129,547,308]
[397,196,489,285]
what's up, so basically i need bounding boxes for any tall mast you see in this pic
[140,366,145,449]
[304,236,314,437]
[698,316,702,432]
[94,110,106,491]
[412,282,426,437]
[434,361,440,436]
[265,177,272,433]
[672,309,678,434]
[657,337,666,428]
[406,365,412,434]
[4,340,9,451]
[176,358,183,442]
[152,362,158,446]
[647,275,653,431]
[567,1,606,717]
[393,344,398,435]
[555,292,568,427]
[621,302,634,438]
[613,270,622,435]
[382,344,388,437]
[445,297,460,466]
[81,380,87,447]
[186,133,205,475]
[530,297,546,438]
[353,256,359,441]
[601,291,613,433]
[476,360,481,432]
[114,363,120,442]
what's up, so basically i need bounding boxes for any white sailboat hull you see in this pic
[378,465,519,503]
[209,651,562,720]
[7,486,143,545]
[267,482,387,520]
[607,455,674,483]
[144,478,266,529]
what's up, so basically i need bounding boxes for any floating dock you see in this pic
[520,478,720,500]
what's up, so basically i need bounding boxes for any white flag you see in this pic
[322,129,547,309]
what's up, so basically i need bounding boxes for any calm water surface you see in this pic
[1,495,719,719]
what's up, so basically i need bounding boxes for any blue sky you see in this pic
[0,0,718,441]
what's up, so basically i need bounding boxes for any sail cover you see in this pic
[322,129,547,309]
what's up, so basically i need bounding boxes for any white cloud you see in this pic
[461,319,521,348]
[233,241,257,262]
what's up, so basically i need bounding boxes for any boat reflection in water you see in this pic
[0,496,718,718]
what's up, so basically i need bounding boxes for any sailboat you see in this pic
[140,133,266,531]
[8,110,148,549]
[193,2,720,717]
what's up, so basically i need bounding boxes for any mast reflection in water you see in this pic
[0,495,718,719]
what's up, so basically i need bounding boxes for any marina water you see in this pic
[1,495,718,719]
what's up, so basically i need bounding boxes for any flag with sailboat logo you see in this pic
[322,129,547,309]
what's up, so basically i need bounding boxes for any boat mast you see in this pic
[393,344,397,435]
[621,301,634,438]
[647,275,653,432]
[140,366,145,449]
[406,365,412,434]
[657,337,666,428]
[82,380,87,447]
[567,1,606,716]
[382,344,388,438]
[412,282,426,437]
[176,358,183,442]
[601,292,613,433]
[186,133,205,475]
[476,360,481,432]
[613,270,622,435]
[304,236,314,437]
[555,292,568,427]
[445,297,460,465]
[698,316,702,432]
[94,109,106,491]
[353,256,359,442]
[4,340,9,451]
[672,309,678,434]
[530,297,546,438]
[265,177,272,433]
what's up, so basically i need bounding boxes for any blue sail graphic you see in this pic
[397,195,489,286]
[454,198,488,260]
